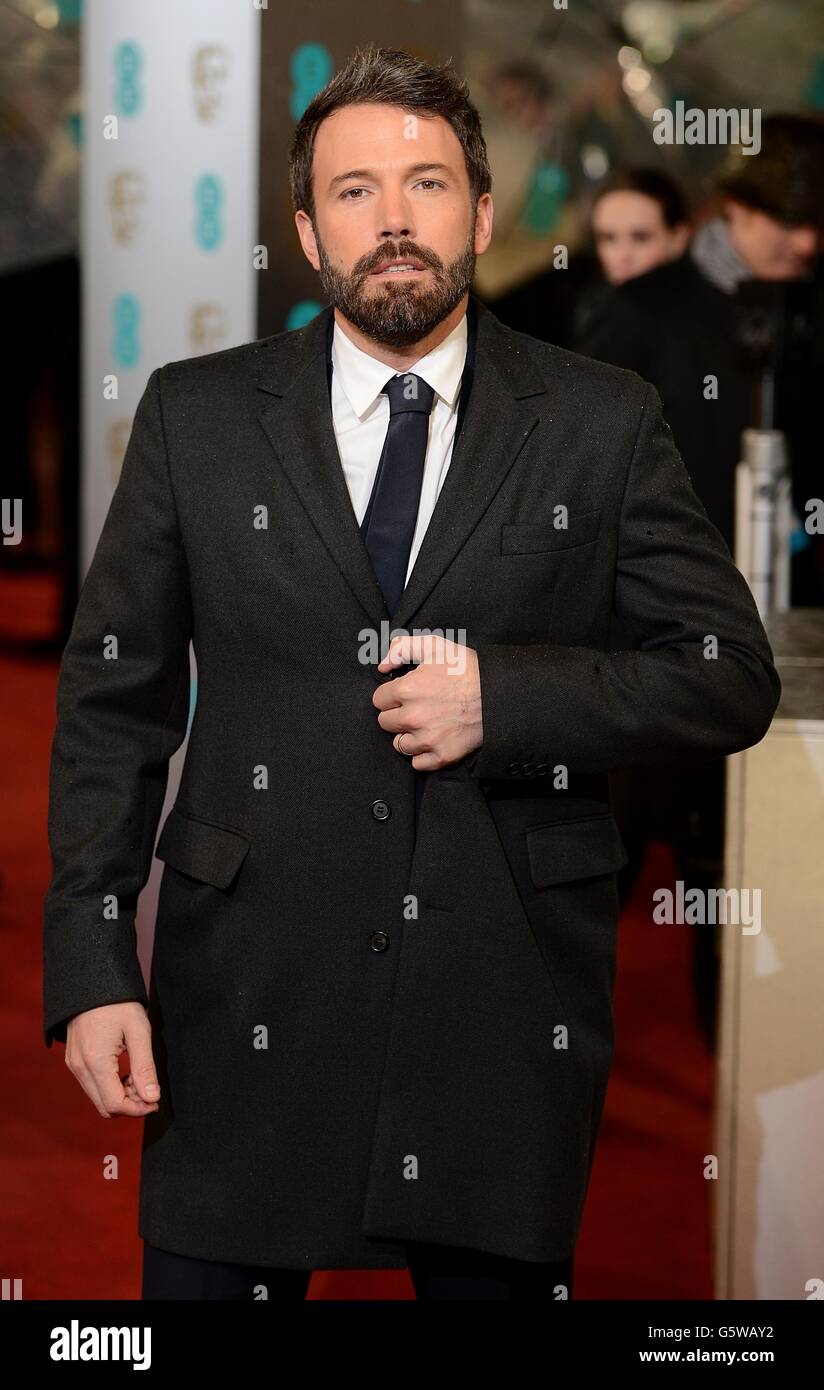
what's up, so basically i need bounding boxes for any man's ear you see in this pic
[295,210,320,271]
[721,196,745,230]
[474,192,494,256]
[673,222,691,256]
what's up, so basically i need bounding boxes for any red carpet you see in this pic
[0,599,713,1299]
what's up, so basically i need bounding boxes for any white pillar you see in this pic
[81,0,260,956]
[82,0,260,566]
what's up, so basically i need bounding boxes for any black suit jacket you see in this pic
[43,293,781,1269]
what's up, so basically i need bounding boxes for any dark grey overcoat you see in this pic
[43,293,781,1269]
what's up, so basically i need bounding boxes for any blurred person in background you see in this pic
[574,169,744,1044]
[575,168,744,550]
[692,113,824,290]
[587,166,691,287]
[474,60,580,306]
[574,122,824,1043]
[578,118,824,567]
[477,59,622,333]
[692,113,824,609]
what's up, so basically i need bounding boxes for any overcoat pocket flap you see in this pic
[155,805,250,890]
[526,814,628,888]
[501,508,601,555]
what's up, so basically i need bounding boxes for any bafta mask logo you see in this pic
[190,304,228,354]
[110,170,146,246]
[107,419,133,488]
[192,45,230,123]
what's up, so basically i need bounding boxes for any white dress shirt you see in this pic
[330,310,468,589]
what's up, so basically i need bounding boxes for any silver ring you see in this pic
[397,732,413,757]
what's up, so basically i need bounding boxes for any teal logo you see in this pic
[114,41,142,118]
[286,301,324,330]
[288,43,334,121]
[521,161,569,234]
[806,54,824,111]
[194,174,223,250]
[65,111,83,148]
[57,0,83,24]
[113,295,140,368]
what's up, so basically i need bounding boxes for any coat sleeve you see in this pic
[465,381,782,782]
[42,367,193,1047]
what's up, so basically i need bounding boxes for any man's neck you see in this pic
[333,293,469,373]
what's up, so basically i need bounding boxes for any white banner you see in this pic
[82,0,260,560]
[81,0,260,958]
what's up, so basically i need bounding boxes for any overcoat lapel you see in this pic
[256,292,547,669]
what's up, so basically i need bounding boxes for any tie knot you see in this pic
[383,372,435,417]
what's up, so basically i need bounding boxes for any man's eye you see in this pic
[340,181,444,199]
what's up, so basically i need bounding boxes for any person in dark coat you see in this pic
[574,147,823,1041]
[573,170,752,1029]
[575,168,749,553]
[43,47,781,1300]
[581,126,824,606]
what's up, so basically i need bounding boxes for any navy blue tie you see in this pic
[360,372,436,617]
[324,303,477,834]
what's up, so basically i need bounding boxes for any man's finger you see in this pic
[124,1019,161,1104]
[87,1051,156,1117]
[377,706,418,734]
[377,633,424,670]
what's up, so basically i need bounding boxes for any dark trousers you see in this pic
[141,1239,574,1301]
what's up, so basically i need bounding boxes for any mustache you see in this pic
[357,242,442,277]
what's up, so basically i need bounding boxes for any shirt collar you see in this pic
[331,310,468,420]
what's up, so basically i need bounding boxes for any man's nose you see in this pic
[789,226,818,258]
[377,192,414,240]
[380,220,413,241]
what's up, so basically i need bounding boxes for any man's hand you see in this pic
[373,633,483,771]
[65,1002,161,1118]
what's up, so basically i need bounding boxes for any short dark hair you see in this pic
[593,167,690,228]
[716,113,824,230]
[288,44,492,224]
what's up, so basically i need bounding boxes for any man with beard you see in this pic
[44,46,780,1301]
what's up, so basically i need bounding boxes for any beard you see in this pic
[314,223,477,349]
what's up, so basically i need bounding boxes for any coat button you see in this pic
[522,763,535,777]
[370,931,389,951]
[371,799,391,820]
[507,761,521,776]
[535,763,549,776]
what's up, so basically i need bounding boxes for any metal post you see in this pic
[735,427,789,621]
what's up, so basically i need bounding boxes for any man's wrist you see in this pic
[463,643,555,781]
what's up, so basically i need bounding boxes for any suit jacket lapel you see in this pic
[257,306,387,634]
[256,292,546,658]
[391,296,544,634]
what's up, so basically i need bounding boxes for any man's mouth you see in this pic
[369,258,428,276]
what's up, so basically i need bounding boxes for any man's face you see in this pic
[295,102,493,349]
[725,199,820,280]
